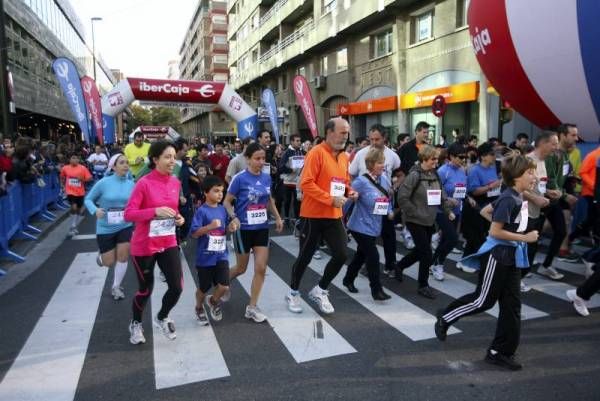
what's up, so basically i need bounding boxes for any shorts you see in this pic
[67,195,84,208]
[233,228,269,254]
[96,226,133,253]
[196,260,229,293]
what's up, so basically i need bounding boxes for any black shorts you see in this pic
[233,228,269,254]
[196,260,229,293]
[96,226,133,253]
[67,195,84,208]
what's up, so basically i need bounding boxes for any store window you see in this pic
[336,48,347,72]
[456,0,470,28]
[411,10,433,44]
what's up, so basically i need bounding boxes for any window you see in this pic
[456,0,470,28]
[212,14,227,24]
[214,73,228,82]
[252,13,259,30]
[373,30,393,58]
[252,48,258,63]
[411,11,433,44]
[320,55,328,76]
[214,54,228,64]
[323,0,337,14]
[213,34,227,44]
[336,48,347,72]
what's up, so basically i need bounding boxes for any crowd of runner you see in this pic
[1,118,598,371]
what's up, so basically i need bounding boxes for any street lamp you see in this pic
[91,17,103,81]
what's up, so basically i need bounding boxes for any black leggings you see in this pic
[344,230,382,292]
[131,246,183,322]
[540,203,566,267]
[397,222,434,288]
[290,218,348,291]
[432,212,459,266]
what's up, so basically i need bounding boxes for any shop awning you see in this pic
[399,81,480,109]
[337,96,398,116]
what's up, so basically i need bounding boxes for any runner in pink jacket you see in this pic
[124,140,185,345]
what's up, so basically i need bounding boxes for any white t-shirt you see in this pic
[87,153,108,171]
[348,145,401,181]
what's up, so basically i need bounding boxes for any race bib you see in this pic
[372,197,389,215]
[291,156,305,169]
[207,232,226,252]
[246,204,267,225]
[452,183,467,199]
[516,201,529,233]
[149,218,176,237]
[562,162,570,176]
[427,189,441,206]
[262,163,271,175]
[68,178,81,187]
[107,208,124,225]
[487,184,501,198]
[538,177,547,194]
[330,178,346,197]
[93,164,107,172]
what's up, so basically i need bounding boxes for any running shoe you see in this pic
[485,349,522,371]
[207,297,223,322]
[313,250,322,260]
[308,285,334,314]
[245,305,267,323]
[221,287,231,302]
[566,289,590,317]
[430,265,445,281]
[195,307,209,326]
[285,291,303,313]
[456,261,477,273]
[556,251,581,263]
[537,266,564,280]
[434,311,448,342]
[153,316,177,340]
[520,281,531,293]
[111,286,125,300]
[583,259,595,279]
[129,320,146,345]
[451,247,462,254]
[96,253,103,267]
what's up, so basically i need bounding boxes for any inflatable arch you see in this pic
[101,78,258,139]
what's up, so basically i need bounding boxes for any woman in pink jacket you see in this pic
[124,140,185,345]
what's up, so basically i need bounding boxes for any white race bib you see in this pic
[149,218,176,237]
[107,209,124,225]
[372,197,389,215]
[290,156,305,169]
[453,183,467,199]
[427,189,442,206]
[562,162,570,176]
[330,178,346,197]
[207,233,226,252]
[487,185,501,198]
[68,178,81,187]
[246,204,267,225]
[538,177,547,194]
[516,201,529,233]
[262,163,271,175]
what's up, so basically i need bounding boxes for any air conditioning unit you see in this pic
[277,107,289,119]
[314,75,327,89]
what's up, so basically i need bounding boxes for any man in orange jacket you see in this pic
[285,117,358,315]
[570,145,600,245]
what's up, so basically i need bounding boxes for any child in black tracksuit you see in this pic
[434,152,539,371]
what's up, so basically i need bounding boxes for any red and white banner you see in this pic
[293,75,319,138]
[80,76,104,145]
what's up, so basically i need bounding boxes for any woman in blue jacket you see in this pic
[342,148,393,301]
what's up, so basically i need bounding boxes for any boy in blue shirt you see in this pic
[190,175,238,324]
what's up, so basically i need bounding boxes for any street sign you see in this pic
[432,95,446,117]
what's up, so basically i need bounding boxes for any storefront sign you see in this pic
[400,81,480,109]
[432,95,446,117]
[337,96,397,116]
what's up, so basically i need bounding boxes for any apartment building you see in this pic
[179,0,233,138]
[227,0,537,144]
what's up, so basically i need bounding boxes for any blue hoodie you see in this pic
[347,174,393,237]
[85,173,135,235]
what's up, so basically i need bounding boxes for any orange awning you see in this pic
[337,96,398,116]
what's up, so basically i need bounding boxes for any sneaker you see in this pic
[221,287,231,302]
[557,251,581,263]
[286,291,303,313]
[520,281,531,293]
[153,316,177,340]
[451,247,462,254]
[430,265,445,281]
[96,253,103,267]
[111,286,125,300]
[434,311,448,341]
[383,269,396,278]
[308,285,334,314]
[319,243,327,249]
[417,286,436,299]
[207,297,223,321]
[313,250,322,260]
[484,349,522,371]
[195,307,209,325]
[129,320,146,345]
[566,289,590,316]
[431,232,441,250]
[456,261,477,273]
[583,260,595,279]
[537,266,564,280]
[245,305,267,323]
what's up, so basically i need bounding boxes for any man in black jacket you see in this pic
[398,121,431,175]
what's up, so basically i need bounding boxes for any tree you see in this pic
[129,104,152,128]
[151,107,182,131]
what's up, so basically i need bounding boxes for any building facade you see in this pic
[1,0,117,141]
[179,0,233,139]
[227,0,539,144]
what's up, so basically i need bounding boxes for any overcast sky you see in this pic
[69,0,198,79]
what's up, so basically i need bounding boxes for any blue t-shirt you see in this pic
[467,163,499,205]
[438,162,468,215]
[228,169,272,230]
[190,204,229,268]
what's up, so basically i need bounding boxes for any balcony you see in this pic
[210,41,229,54]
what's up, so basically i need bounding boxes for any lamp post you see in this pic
[91,17,102,81]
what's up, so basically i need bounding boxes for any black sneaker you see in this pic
[484,350,522,371]
[556,251,581,263]
[434,311,448,341]
[417,286,436,299]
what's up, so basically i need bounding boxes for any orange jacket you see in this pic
[580,146,600,197]
[300,142,351,219]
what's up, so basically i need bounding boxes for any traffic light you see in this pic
[500,99,513,124]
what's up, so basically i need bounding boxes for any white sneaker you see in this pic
[286,291,303,313]
[313,250,322,260]
[456,261,477,273]
[537,266,564,280]
[129,320,146,345]
[566,289,590,317]
[153,316,177,340]
[583,260,595,279]
[220,288,231,302]
[245,305,267,323]
[431,233,441,250]
[520,281,531,293]
[430,265,445,281]
[96,253,103,267]
[111,286,125,300]
[308,285,334,314]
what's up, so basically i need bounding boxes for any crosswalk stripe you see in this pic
[271,236,460,341]
[0,253,107,401]
[525,274,600,308]
[346,240,549,320]
[229,252,357,363]
[70,234,96,240]
[151,253,230,389]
